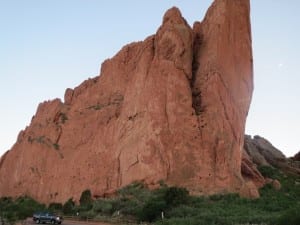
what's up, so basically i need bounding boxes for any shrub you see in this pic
[63,198,75,215]
[78,210,96,220]
[0,196,45,224]
[15,196,45,219]
[0,197,13,206]
[60,113,68,123]
[117,181,149,199]
[258,165,280,179]
[92,199,113,214]
[79,189,92,207]
[138,198,166,222]
[116,198,140,216]
[3,211,17,225]
[164,187,189,207]
[167,205,198,218]
[53,143,60,150]
[48,202,63,211]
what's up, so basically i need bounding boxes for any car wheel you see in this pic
[36,219,40,224]
[51,220,55,224]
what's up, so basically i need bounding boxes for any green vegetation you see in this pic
[258,165,280,179]
[1,166,299,225]
[0,196,45,224]
[27,135,54,149]
[276,206,300,225]
[62,198,75,215]
[53,143,60,150]
[56,171,299,225]
[79,189,92,206]
[60,113,68,123]
[69,168,299,225]
[48,202,63,212]
[36,136,46,144]
[88,104,103,110]
[78,189,93,212]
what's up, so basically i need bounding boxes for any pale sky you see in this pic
[0,0,299,157]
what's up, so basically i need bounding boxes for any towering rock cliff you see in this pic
[191,0,253,193]
[0,0,255,203]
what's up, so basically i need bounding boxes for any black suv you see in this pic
[33,212,63,224]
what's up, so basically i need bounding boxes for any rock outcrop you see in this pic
[244,135,300,176]
[290,151,300,170]
[0,0,255,203]
[241,149,264,190]
[292,151,300,161]
[244,135,286,167]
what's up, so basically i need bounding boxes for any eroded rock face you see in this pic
[245,135,300,176]
[292,151,300,161]
[0,0,255,203]
[190,0,253,194]
[241,150,265,188]
[244,135,287,166]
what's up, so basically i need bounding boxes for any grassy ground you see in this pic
[1,166,299,225]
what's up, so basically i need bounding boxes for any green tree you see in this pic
[164,187,189,207]
[79,189,92,208]
[48,202,63,211]
[138,198,166,222]
[63,198,75,215]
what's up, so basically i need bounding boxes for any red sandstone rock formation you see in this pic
[241,150,264,189]
[191,0,253,194]
[244,135,300,176]
[292,151,300,161]
[0,0,255,203]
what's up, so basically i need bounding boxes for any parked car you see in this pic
[33,212,63,224]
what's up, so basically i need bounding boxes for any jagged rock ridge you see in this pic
[244,135,300,176]
[0,0,255,203]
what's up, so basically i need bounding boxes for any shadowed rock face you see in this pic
[241,149,265,197]
[244,135,286,167]
[292,151,300,161]
[244,135,300,176]
[0,0,255,203]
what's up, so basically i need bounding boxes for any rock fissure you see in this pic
[117,151,122,186]
[217,87,238,142]
[0,0,259,203]
[126,155,139,172]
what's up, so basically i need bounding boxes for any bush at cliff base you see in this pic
[0,196,45,223]
[48,202,63,211]
[79,189,92,207]
[1,167,299,225]
[62,198,75,215]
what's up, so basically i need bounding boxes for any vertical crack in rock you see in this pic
[0,0,258,203]
[191,22,203,116]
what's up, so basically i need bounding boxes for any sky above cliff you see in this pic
[0,0,299,158]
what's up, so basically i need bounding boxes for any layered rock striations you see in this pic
[244,135,300,176]
[191,0,253,193]
[0,0,255,203]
